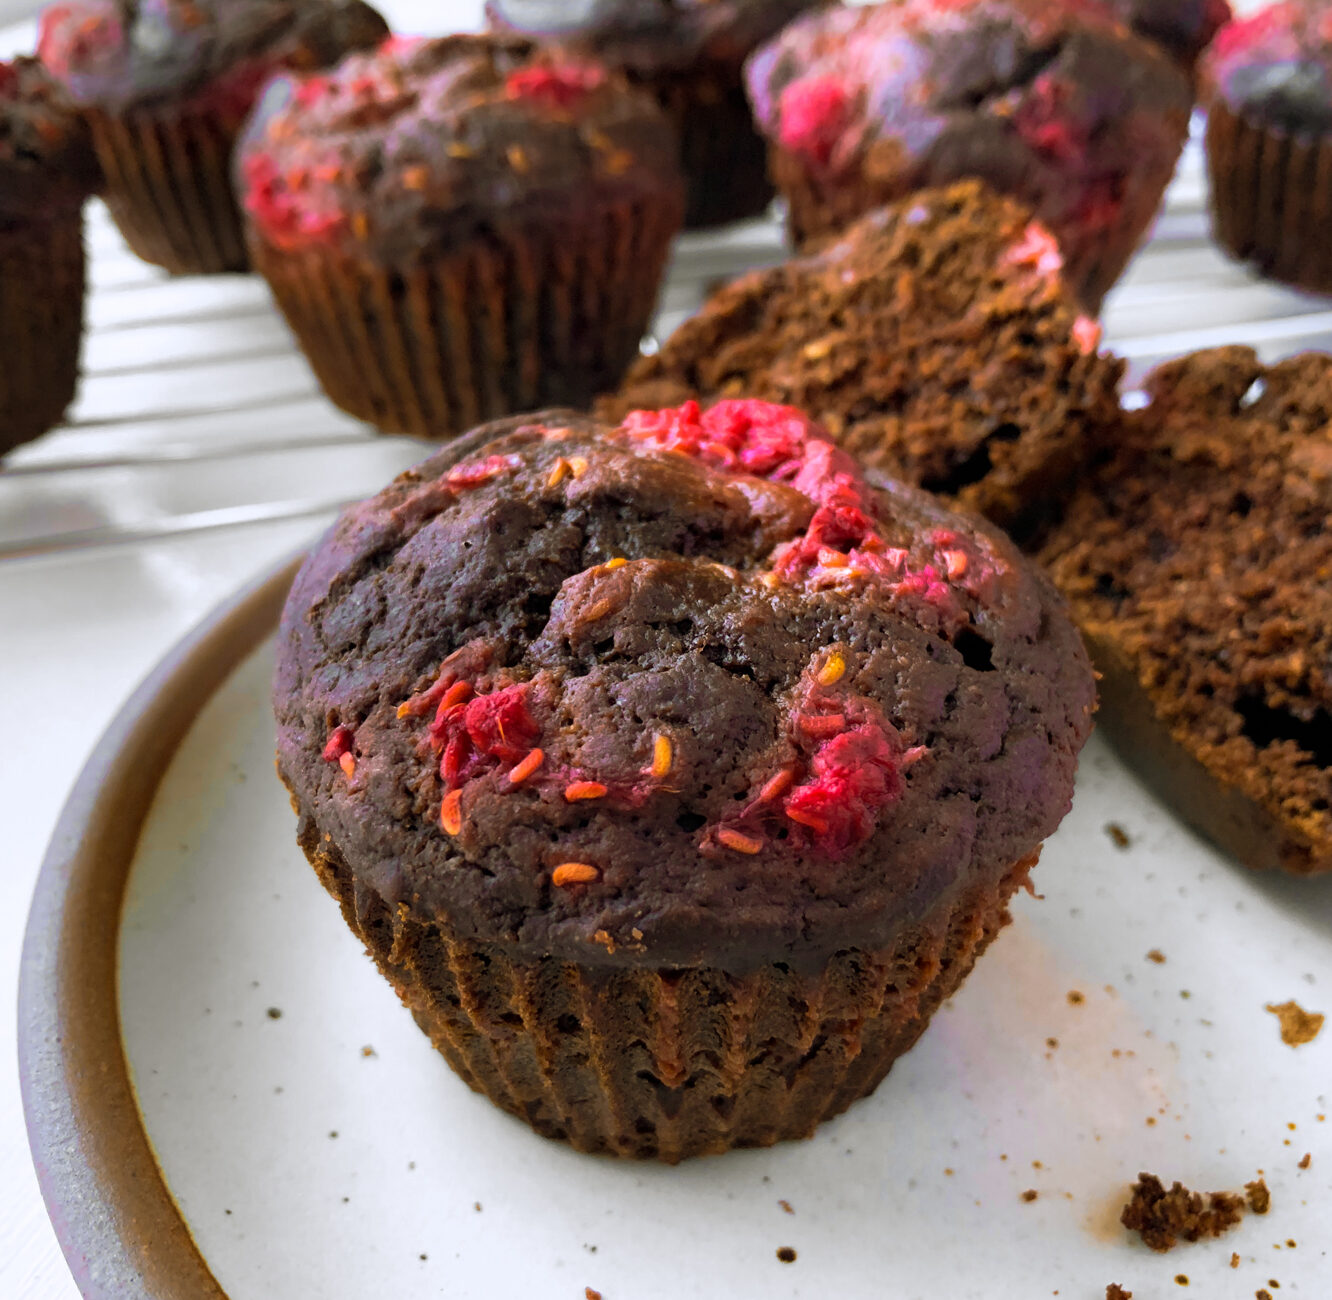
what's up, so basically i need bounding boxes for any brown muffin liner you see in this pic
[769,145,1170,313]
[302,824,1036,1162]
[86,106,248,275]
[0,210,85,455]
[1207,100,1332,295]
[644,69,775,229]
[250,196,682,439]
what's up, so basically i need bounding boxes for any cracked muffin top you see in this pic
[37,0,388,114]
[275,401,1095,972]
[1202,0,1332,131]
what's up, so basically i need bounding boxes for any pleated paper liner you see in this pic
[767,145,1172,314]
[87,107,248,275]
[250,197,682,439]
[647,70,775,229]
[304,821,1036,1163]
[1207,100,1332,295]
[0,210,85,455]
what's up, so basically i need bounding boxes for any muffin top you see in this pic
[1203,1,1332,131]
[37,0,389,115]
[746,0,1191,182]
[484,0,830,75]
[1100,0,1231,66]
[0,56,98,223]
[275,401,1095,973]
[238,34,683,261]
[1041,346,1332,874]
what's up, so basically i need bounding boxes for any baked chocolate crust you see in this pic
[237,34,683,264]
[37,0,389,114]
[275,404,1095,973]
[745,0,1192,309]
[1042,346,1332,876]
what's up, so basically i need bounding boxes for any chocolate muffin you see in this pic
[0,56,98,455]
[485,0,829,228]
[38,0,388,274]
[745,0,1194,311]
[604,182,1124,539]
[1098,0,1231,68]
[1042,347,1332,877]
[238,34,684,439]
[1203,1,1332,294]
[275,398,1096,1161]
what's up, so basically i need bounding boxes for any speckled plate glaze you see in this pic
[18,540,1332,1298]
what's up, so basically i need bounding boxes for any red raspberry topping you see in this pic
[322,725,355,762]
[37,3,123,80]
[777,76,849,167]
[433,684,541,787]
[782,724,907,855]
[241,152,346,249]
[505,63,607,110]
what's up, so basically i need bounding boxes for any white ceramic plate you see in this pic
[20,556,1332,1299]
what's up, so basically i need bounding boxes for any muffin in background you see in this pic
[238,34,684,439]
[604,182,1125,540]
[0,56,98,455]
[38,0,389,274]
[1042,347,1332,877]
[275,398,1096,1161]
[1203,1,1332,294]
[745,0,1193,312]
[1099,0,1231,68]
[485,0,831,228]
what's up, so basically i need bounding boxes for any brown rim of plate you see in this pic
[17,555,304,1300]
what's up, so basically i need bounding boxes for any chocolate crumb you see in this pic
[585,1289,602,1300]
[474,1202,482,1212]
[361,1045,376,1057]
[1257,1291,1273,1300]
[1175,1277,1188,1287]
[266,1007,282,1019]
[1147,949,1166,964]
[1298,1153,1311,1169]
[1022,1189,1039,1202]
[1265,1001,1324,1047]
[1120,1173,1246,1251]
[1106,823,1132,849]
[1046,1037,1059,1049]
[1106,1287,1132,1300]
[778,1200,794,1214]
[1231,1253,1241,1268]
[776,1247,797,1264]
[419,1254,427,1261]
[1068,990,1085,1005]
[1246,1179,1271,1214]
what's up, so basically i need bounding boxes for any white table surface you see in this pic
[0,1,1288,1296]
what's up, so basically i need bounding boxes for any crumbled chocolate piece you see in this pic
[1106,1286,1132,1300]
[1120,1173,1246,1251]
[1245,1178,1270,1215]
[1106,822,1132,849]
[1266,1001,1324,1047]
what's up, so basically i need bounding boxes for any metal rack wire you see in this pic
[4,136,1330,562]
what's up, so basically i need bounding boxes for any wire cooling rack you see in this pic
[3,135,1330,563]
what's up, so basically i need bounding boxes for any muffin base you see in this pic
[88,107,248,275]
[1207,101,1332,296]
[0,210,85,455]
[648,69,775,228]
[251,197,682,439]
[301,821,1036,1162]
[769,146,1173,313]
